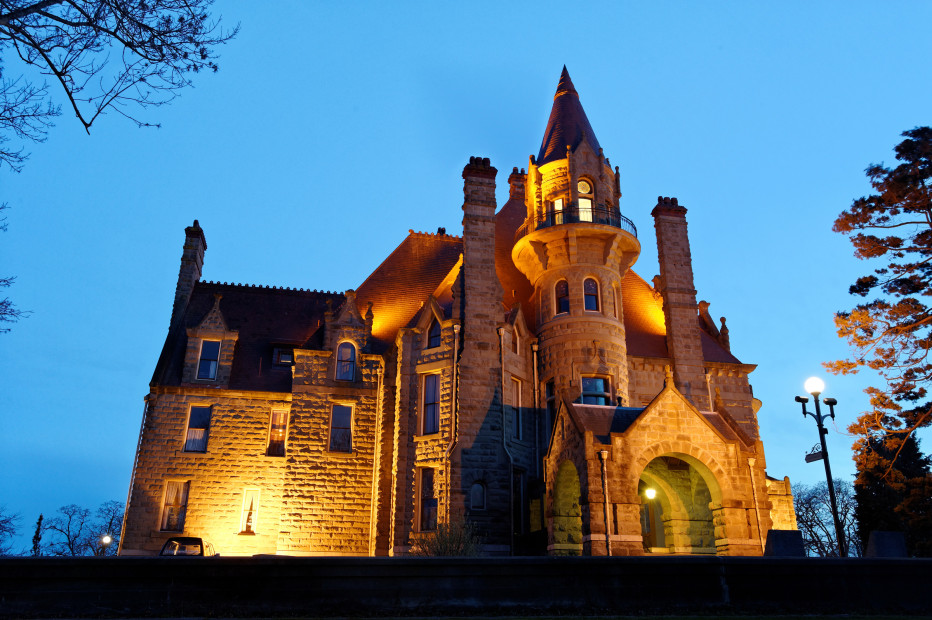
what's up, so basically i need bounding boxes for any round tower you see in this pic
[512,68,640,409]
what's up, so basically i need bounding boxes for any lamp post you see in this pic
[100,534,112,556]
[794,376,847,557]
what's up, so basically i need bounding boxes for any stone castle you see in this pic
[120,68,796,557]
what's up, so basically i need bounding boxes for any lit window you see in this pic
[419,468,438,531]
[197,340,220,380]
[336,342,356,381]
[578,179,593,222]
[160,481,189,532]
[555,280,569,315]
[427,319,442,349]
[184,406,211,452]
[581,376,611,405]
[470,482,486,511]
[511,377,522,440]
[240,489,260,534]
[422,373,440,435]
[553,198,564,225]
[584,278,600,311]
[329,404,352,453]
[267,409,287,457]
[273,348,294,365]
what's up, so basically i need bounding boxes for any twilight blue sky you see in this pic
[2,1,932,549]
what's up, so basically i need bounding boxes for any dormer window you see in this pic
[336,342,356,381]
[273,347,294,366]
[427,319,441,349]
[197,340,220,380]
[578,179,593,222]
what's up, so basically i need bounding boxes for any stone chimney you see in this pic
[171,219,206,329]
[651,197,709,410]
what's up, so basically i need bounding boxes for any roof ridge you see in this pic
[198,280,344,296]
[407,228,463,240]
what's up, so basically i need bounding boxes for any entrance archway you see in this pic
[551,461,582,556]
[637,455,720,554]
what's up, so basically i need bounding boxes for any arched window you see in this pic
[336,342,356,381]
[427,319,441,348]
[555,280,569,315]
[584,278,600,311]
[470,482,486,511]
[577,179,594,222]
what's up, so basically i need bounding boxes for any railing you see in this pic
[514,203,637,242]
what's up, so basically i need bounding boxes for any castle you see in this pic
[120,68,796,557]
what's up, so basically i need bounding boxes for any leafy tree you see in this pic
[30,513,42,556]
[0,506,20,555]
[854,432,932,556]
[793,478,861,557]
[827,126,932,458]
[0,0,237,171]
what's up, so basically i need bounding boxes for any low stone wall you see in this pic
[1,555,930,618]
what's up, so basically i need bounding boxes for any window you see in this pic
[511,377,522,440]
[581,376,611,405]
[418,468,438,531]
[197,340,220,380]
[555,280,569,315]
[267,409,287,457]
[584,278,600,311]
[273,347,293,366]
[336,342,356,381]
[160,481,189,531]
[545,380,557,441]
[422,373,440,435]
[470,482,486,511]
[329,404,352,452]
[240,489,260,534]
[511,331,518,354]
[552,197,564,225]
[184,406,211,452]
[578,179,593,222]
[427,319,441,349]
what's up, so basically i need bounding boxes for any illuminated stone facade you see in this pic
[120,69,796,557]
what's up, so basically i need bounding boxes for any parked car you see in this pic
[159,537,217,556]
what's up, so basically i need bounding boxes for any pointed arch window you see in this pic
[336,342,356,381]
[584,278,600,311]
[578,179,594,222]
[427,319,441,349]
[555,280,569,315]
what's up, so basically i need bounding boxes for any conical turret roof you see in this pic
[536,67,601,167]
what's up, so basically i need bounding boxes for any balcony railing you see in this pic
[514,204,637,243]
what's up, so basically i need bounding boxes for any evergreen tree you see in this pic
[30,514,43,557]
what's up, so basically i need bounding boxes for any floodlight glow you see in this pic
[645,488,656,500]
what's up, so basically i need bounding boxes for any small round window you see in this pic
[577,179,592,194]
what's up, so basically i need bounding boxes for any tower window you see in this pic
[552,198,564,225]
[581,376,611,405]
[578,179,594,222]
[555,280,569,315]
[427,319,441,349]
[197,340,220,380]
[584,278,600,311]
[336,342,356,381]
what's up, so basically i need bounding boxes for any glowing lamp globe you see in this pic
[101,535,112,545]
[804,376,825,395]
[645,488,657,500]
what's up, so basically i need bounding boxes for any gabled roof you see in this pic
[151,281,343,392]
[536,67,602,167]
[355,231,463,352]
[573,404,645,443]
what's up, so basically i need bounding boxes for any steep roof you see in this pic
[151,281,343,392]
[536,67,602,167]
[355,231,463,352]
[495,193,536,329]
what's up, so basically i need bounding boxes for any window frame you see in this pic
[273,347,294,366]
[239,488,260,534]
[183,405,211,453]
[266,408,288,457]
[580,375,612,406]
[584,277,600,312]
[555,279,570,315]
[335,341,356,382]
[511,376,522,440]
[470,482,487,511]
[159,480,190,532]
[328,403,353,453]
[421,372,441,435]
[196,339,221,381]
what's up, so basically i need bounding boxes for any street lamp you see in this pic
[101,534,112,556]
[795,377,847,557]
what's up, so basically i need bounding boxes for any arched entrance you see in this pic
[638,455,721,554]
[551,461,582,556]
